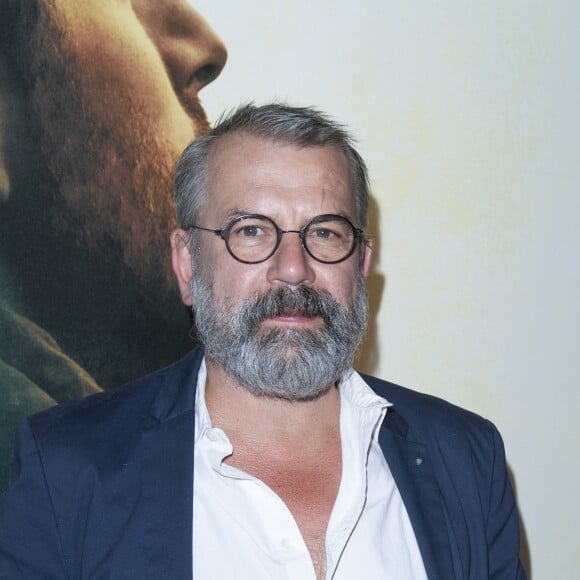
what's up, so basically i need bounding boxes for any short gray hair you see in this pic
[173,103,370,235]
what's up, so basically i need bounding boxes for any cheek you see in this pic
[211,267,260,306]
[204,250,269,307]
[323,264,362,307]
[63,6,196,148]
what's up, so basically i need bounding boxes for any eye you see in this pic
[311,227,338,239]
[229,218,274,241]
[307,223,349,242]
[237,224,263,237]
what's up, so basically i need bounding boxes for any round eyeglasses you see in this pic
[188,213,364,264]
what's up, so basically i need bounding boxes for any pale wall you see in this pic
[195,1,580,577]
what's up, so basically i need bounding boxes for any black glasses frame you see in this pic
[188,213,364,264]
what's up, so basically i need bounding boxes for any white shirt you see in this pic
[192,359,427,579]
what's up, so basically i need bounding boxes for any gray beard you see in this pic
[192,274,368,401]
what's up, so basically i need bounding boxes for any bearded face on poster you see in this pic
[0,0,226,490]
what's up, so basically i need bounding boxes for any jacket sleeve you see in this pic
[0,420,68,580]
[486,421,528,579]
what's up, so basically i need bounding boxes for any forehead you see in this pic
[204,132,354,220]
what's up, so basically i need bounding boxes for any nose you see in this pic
[266,231,316,288]
[132,0,227,104]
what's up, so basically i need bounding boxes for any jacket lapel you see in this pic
[138,349,203,580]
[379,409,456,580]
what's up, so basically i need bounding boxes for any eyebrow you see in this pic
[217,208,358,227]
[211,208,258,228]
[221,208,256,222]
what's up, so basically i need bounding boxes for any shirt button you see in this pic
[206,429,218,442]
[280,537,291,551]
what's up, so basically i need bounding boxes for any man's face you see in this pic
[173,134,373,398]
[16,0,226,293]
[195,133,371,312]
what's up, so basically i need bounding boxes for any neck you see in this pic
[204,357,341,450]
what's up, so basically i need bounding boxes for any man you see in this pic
[0,0,226,491]
[0,104,527,579]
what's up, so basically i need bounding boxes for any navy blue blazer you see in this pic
[0,347,526,579]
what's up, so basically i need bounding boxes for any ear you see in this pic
[170,229,194,306]
[361,235,373,278]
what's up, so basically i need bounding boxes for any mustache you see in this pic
[239,286,342,329]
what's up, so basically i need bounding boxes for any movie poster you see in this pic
[0,0,229,490]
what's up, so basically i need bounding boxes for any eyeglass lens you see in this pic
[225,215,358,264]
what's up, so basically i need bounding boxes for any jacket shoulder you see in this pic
[361,373,497,442]
[27,348,202,448]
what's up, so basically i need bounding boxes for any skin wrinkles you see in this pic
[170,130,373,580]
[172,133,373,400]
[198,135,366,312]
